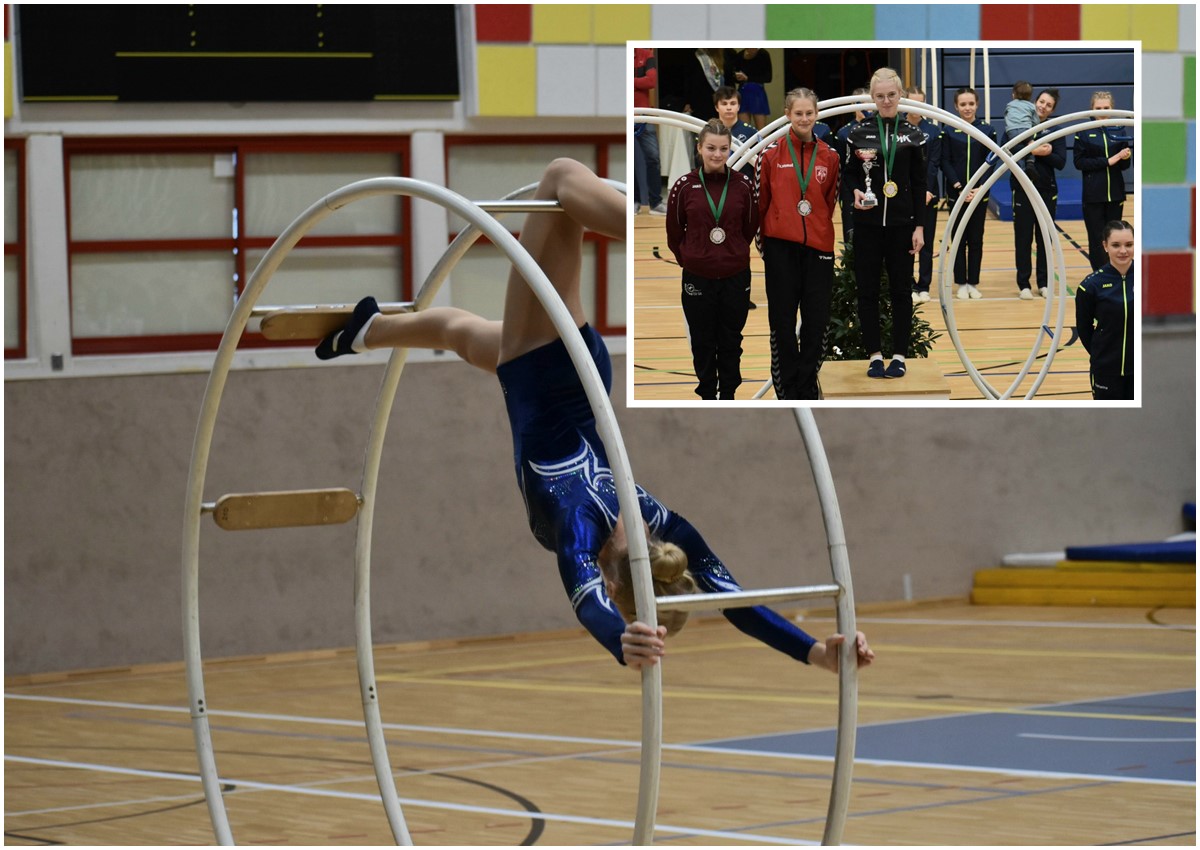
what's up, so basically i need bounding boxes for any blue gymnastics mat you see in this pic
[1065,539,1196,564]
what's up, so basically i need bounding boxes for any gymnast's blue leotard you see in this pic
[497,325,818,665]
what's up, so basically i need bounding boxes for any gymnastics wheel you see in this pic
[183,172,858,844]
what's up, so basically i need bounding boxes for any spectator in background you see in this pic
[682,48,722,122]
[633,47,666,216]
[1009,88,1064,299]
[1075,221,1134,400]
[712,85,760,177]
[725,47,773,130]
[904,86,943,304]
[941,87,997,300]
[1074,91,1132,271]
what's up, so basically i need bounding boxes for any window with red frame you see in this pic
[64,137,412,356]
[5,139,26,359]
[443,136,626,336]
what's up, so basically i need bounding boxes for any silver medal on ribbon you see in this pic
[709,226,726,244]
[797,199,812,217]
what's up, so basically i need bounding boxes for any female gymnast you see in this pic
[843,67,927,379]
[1074,92,1133,272]
[316,158,873,673]
[1009,88,1064,299]
[1074,221,1135,400]
[941,87,998,301]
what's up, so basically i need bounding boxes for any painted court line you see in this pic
[3,754,812,846]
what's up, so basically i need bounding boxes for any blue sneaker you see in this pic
[316,296,380,360]
[884,359,906,378]
[867,359,885,379]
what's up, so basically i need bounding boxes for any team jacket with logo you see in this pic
[941,118,999,200]
[1075,262,1134,377]
[754,130,840,252]
[841,117,927,226]
[1073,128,1132,204]
[665,166,758,278]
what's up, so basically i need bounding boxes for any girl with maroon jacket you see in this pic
[666,121,759,400]
[755,87,841,400]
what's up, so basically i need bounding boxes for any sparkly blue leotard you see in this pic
[497,325,818,665]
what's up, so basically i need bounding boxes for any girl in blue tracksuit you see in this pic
[1075,221,1134,400]
[1074,91,1133,272]
[314,157,875,673]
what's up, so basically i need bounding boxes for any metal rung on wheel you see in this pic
[657,583,841,613]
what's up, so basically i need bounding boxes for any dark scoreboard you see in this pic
[17,5,460,102]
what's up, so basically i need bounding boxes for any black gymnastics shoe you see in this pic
[316,296,380,360]
[867,359,886,379]
[884,359,907,378]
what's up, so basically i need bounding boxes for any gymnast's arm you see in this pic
[556,512,662,667]
[659,511,818,663]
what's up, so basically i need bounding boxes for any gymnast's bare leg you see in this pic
[320,159,624,371]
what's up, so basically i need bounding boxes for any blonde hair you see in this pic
[604,539,696,636]
[784,87,819,112]
[1090,90,1115,108]
[869,67,904,95]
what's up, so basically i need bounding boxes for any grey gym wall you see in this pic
[4,328,1194,675]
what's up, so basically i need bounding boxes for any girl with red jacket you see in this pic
[666,121,759,400]
[755,88,840,400]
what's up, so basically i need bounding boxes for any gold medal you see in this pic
[797,199,812,216]
[709,226,726,244]
[883,180,898,198]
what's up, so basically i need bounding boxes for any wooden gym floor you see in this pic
[632,206,1135,402]
[6,599,1194,845]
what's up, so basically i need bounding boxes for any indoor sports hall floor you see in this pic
[5,600,1194,845]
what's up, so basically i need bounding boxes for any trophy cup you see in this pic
[858,148,878,209]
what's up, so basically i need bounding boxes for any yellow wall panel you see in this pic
[532,4,592,44]
[1131,5,1180,51]
[594,5,651,44]
[476,46,537,117]
[1080,5,1131,40]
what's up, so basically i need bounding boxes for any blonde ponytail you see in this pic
[604,539,697,636]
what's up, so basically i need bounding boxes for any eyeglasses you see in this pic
[874,92,901,102]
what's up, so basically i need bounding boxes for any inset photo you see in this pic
[630,43,1138,405]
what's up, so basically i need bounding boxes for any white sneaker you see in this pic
[967,285,983,299]
[912,291,920,305]
[1019,288,1033,300]
[957,285,970,300]
[918,290,930,303]
[1038,286,1049,298]
[649,202,667,216]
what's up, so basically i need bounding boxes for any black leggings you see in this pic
[1083,201,1124,271]
[762,237,833,400]
[1013,185,1057,291]
[952,201,987,286]
[853,222,915,358]
[680,268,752,400]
